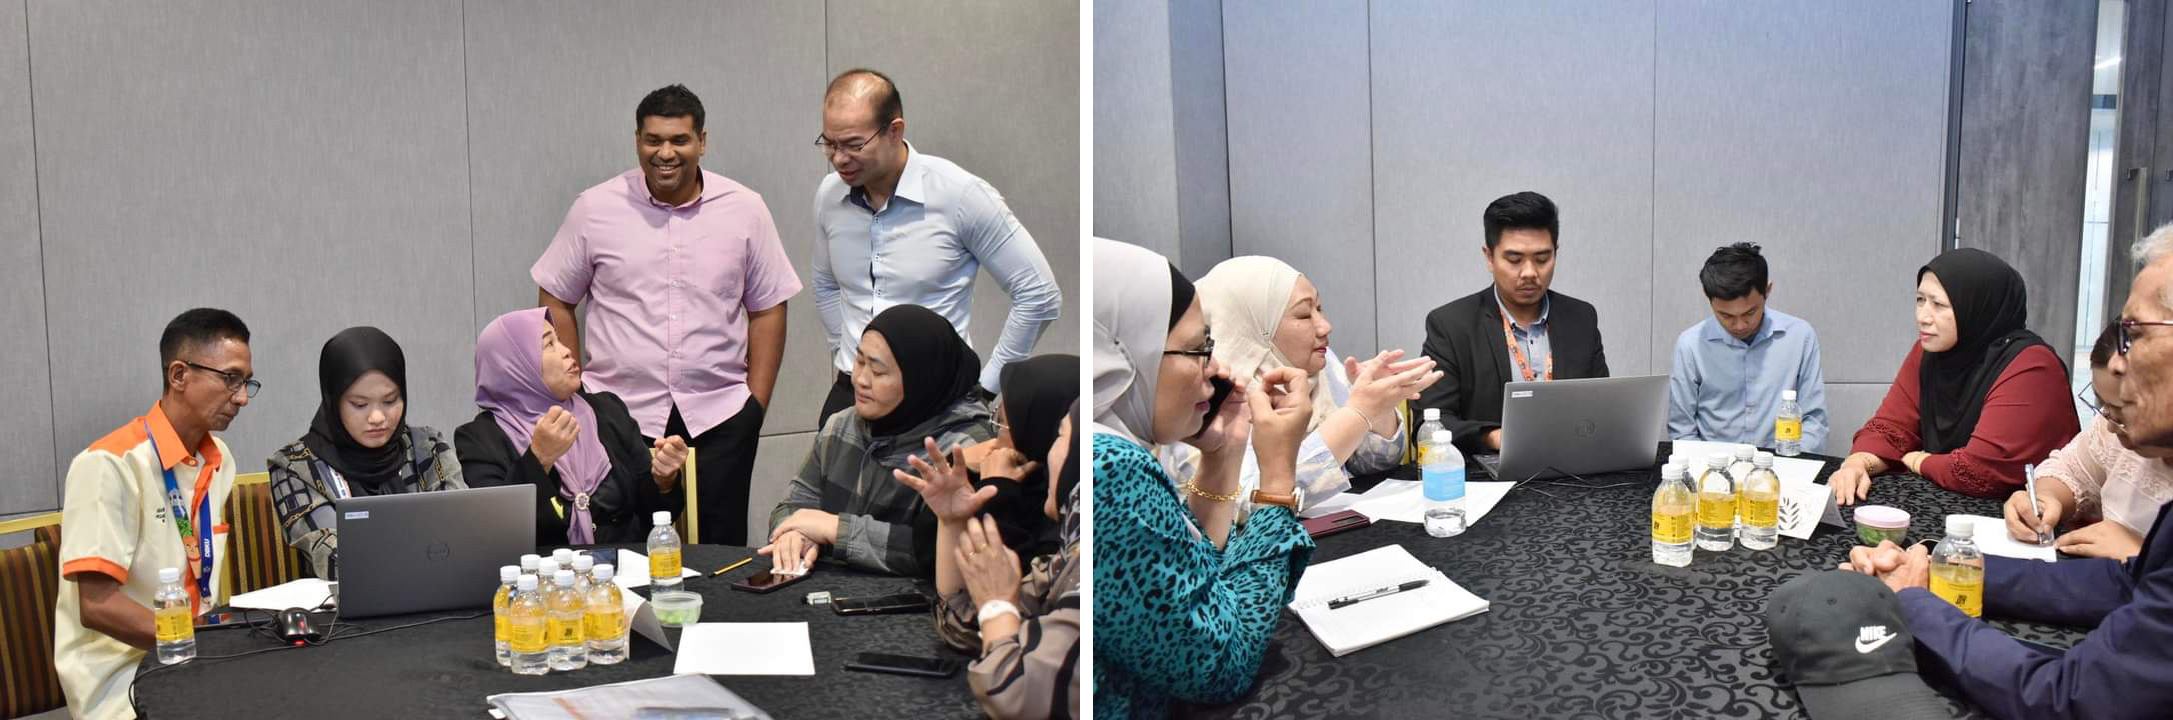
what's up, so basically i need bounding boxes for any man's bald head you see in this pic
[825,69,904,127]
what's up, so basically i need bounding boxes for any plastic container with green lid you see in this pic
[1854,505,1910,546]
[651,590,703,627]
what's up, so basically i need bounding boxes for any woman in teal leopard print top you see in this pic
[1090,239,1318,719]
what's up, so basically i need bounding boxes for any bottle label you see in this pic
[651,549,681,579]
[1422,467,1465,502]
[1930,564,1984,617]
[1651,509,1693,544]
[1741,493,1780,528]
[494,613,510,642]
[586,609,625,638]
[1775,418,1802,443]
[509,619,548,653]
[548,613,585,645]
[154,606,194,644]
[1697,491,1736,529]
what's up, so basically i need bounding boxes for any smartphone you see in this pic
[730,570,811,594]
[1300,509,1371,538]
[194,608,254,630]
[844,652,962,678]
[830,592,933,616]
[1190,375,1236,440]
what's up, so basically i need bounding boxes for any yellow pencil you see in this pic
[712,557,753,576]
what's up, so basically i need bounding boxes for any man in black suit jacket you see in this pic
[1418,191,1609,455]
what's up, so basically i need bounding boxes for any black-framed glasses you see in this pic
[182,361,261,398]
[2118,317,2173,356]
[814,125,887,157]
[1162,337,1215,360]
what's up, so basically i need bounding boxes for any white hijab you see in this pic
[1196,256,1344,433]
[1091,238,1176,448]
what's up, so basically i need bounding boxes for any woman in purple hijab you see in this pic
[455,308,689,544]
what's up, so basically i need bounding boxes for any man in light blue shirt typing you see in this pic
[812,69,1061,422]
[1668,243,1829,450]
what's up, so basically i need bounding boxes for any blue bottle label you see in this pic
[1423,466,1465,502]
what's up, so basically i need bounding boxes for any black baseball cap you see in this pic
[1764,571,1955,719]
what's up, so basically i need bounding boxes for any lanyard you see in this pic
[1501,310,1553,382]
[147,421,214,601]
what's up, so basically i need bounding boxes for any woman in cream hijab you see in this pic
[1194,256,1441,516]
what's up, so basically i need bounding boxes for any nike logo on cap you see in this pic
[1855,625,1897,654]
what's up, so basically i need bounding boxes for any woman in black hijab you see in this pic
[763,305,996,577]
[972,354,1080,562]
[1830,248,2081,503]
[269,327,467,579]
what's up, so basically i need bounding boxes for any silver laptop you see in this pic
[333,484,535,618]
[1475,375,1668,481]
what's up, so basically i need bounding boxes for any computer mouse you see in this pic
[276,607,321,643]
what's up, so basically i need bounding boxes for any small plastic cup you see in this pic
[651,590,703,627]
[1853,505,1911,546]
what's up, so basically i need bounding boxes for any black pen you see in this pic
[1327,579,1429,609]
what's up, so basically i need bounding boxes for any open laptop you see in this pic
[1473,375,1668,481]
[333,484,535,618]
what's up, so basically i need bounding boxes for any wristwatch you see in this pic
[977,600,1021,625]
[1250,484,1305,511]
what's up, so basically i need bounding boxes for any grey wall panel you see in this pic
[1224,2,1376,354]
[463,0,831,435]
[1169,0,1231,279]
[1369,0,1656,371]
[828,0,1082,369]
[1823,382,1895,457]
[744,430,815,547]
[1092,0,1181,262]
[1956,0,2097,368]
[1653,0,1953,384]
[0,0,55,516]
[30,0,473,477]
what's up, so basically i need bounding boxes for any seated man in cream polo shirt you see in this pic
[55,308,254,719]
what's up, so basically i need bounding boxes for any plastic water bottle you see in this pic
[546,570,588,671]
[536,558,560,588]
[1775,389,1804,457]
[571,554,595,595]
[492,565,519,666]
[585,564,629,665]
[1422,430,1467,537]
[552,548,574,570]
[153,568,196,664]
[1729,445,1757,485]
[1740,453,1781,551]
[1695,453,1737,552]
[1650,463,1695,567]
[1929,516,1986,617]
[647,511,683,590]
[507,575,549,675]
[518,553,540,578]
[1415,408,1445,465]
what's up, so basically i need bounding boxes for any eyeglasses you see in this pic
[182,361,261,398]
[1162,337,1215,361]
[814,126,887,158]
[2078,385,2103,417]
[2118,317,2173,356]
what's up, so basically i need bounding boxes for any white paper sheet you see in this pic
[622,590,673,651]
[673,623,816,676]
[1350,480,1515,528]
[1957,514,2057,562]
[486,673,771,720]
[613,549,702,590]
[228,578,336,611]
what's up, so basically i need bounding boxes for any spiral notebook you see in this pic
[1287,544,1490,657]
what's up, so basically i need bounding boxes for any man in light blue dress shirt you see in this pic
[811,69,1062,422]
[1667,243,1829,451]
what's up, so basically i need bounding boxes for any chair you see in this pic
[672,452,700,545]
[0,512,64,719]
[222,472,312,594]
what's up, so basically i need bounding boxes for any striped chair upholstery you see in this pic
[223,474,312,594]
[0,527,64,719]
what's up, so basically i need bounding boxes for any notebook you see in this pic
[1287,544,1490,657]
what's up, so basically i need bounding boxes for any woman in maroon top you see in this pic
[1830,248,2081,503]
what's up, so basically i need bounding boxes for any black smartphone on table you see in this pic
[730,570,811,594]
[830,592,933,615]
[845,652,962,678]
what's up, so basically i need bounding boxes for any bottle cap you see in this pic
[538,559,560,577]
[519,554,540,571]
[1431,430,1452,444]
[1661,463,1684,479]
[1734,445,1755,460]
[517,575,538,591]
[1423,408,1441,421]
[1754,452,1775,467]
[159,567,182,584]
[593,564,615,582]
[551,549,574,565]
[1945,515,1974,539]
[1783,389,1798,401]
[554,570,576,587]
[572,555,594,571]
[1706,453,1731,468]
[654,511,672,527]
[499,565,519,583]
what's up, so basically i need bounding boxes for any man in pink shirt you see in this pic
[533,84,802,545]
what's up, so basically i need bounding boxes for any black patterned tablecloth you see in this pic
[133,544,980,719]
[1185,449,2091,720]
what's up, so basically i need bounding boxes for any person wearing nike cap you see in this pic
[1821,242,2173,720]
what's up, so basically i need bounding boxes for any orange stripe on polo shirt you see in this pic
[61,557,128,584]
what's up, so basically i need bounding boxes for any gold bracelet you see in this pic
[1183,479,1243,502]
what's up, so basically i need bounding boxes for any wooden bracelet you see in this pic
[1183,478,1243,502]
